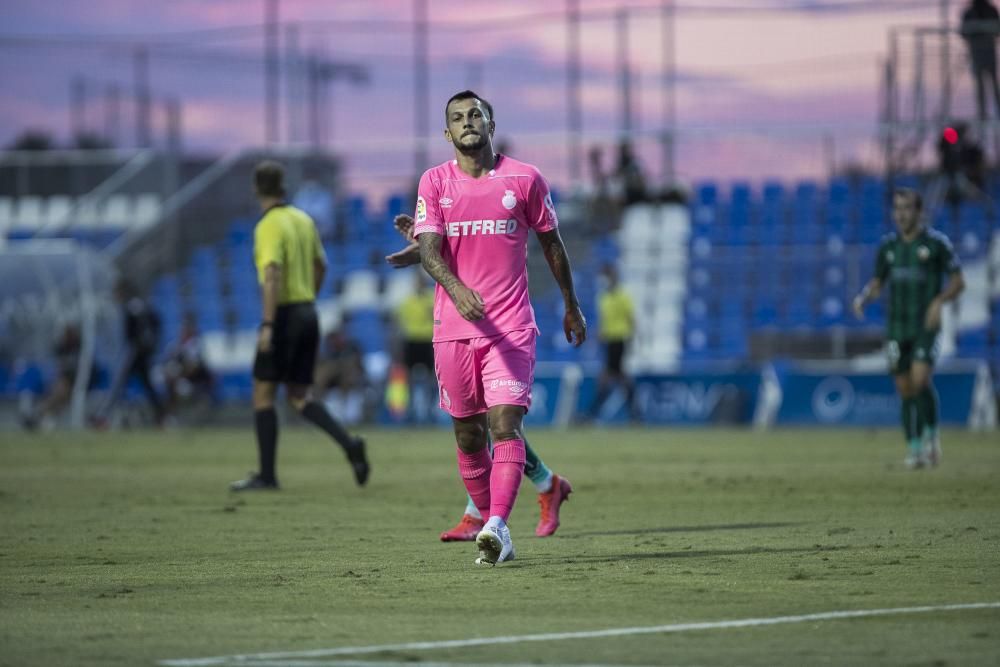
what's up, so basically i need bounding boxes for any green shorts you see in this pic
[886,331,939,375]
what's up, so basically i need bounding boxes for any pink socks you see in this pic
[489,439,526,522]
[457,447,492,519]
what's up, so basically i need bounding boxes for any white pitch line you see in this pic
[159,601,1000,667]
[227,662,671,667]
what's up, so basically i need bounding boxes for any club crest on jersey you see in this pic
[416,196,427,222]
[887,250,895,262]
[439,197,453,208]
[917,245,930,261]
[501,190,517,210]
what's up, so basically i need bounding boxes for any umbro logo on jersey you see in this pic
[439,197,453,208]
[446,219,518,237]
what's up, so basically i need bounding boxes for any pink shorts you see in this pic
[433,328,537,418]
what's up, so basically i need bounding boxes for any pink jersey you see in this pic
[412,154,558,342]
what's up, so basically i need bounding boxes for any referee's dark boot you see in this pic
[229,472,280,491]
[347,437,370,487]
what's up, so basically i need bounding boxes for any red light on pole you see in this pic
[942,127,959,144]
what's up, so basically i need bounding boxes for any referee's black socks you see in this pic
[301,401,356,453]
[254,408,279,483]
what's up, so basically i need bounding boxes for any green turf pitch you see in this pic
[1,427,998,666]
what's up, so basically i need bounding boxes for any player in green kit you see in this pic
[852,188,965,468]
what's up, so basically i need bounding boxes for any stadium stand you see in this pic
[3,172,997,408]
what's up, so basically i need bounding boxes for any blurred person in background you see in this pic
[933,121,991,221]
[313,325,368,426]
[161,312,214,419]
[387,193,576,544]
[852,189,965,469]
[20,323,97,431]
[394,272,436,424]
[961,0,1000,121]
[614,140,649,206]
[586,146,621,233]
[586,264,638,422]
[230,160,369,491]
[90,280,166,428]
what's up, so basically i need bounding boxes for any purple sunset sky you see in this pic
[0,1,972,194]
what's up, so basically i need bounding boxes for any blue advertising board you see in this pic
[775,370,978,426]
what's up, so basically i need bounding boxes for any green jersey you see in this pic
[874,227,960,341]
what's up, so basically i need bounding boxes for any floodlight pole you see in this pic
[285,23,301,145]
[104,83,121,148]
[661,0,676,186]
[70,75,87,140]
[265,0,280,145]
[566,0,582,186]
[940,0,952,123]
[414,0,430,174]
[133,45,152,149]
[617,8,633,139]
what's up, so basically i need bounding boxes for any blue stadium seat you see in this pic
[218,372,253,402]
[757,182,784,246]
[956,329,989,358]
[346,309,386,354]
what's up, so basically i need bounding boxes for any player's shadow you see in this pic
[526,544,850,565]
[561,522,802,539]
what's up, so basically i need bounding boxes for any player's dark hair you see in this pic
[254,160,287,198]
[893,187,923,211]
[445,90,494,122]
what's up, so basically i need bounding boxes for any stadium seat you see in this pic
[956,328,989,358]
[44,196,73,230]
[340,270,380,311]
[134,193,162,229]
[382,268,418,311]
[346,308,387,354]
[101,194,131,229]
[13,196,44,232]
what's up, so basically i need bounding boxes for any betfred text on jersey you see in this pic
[446,219,518,237]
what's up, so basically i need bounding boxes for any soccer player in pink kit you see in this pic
[413,90,586,565]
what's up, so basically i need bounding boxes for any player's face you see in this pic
[892,193,920,235]
[445,98,493,152]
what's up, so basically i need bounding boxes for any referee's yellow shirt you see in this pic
[598,287,635,342]
[396,290,435,342]
[253,204,327,304]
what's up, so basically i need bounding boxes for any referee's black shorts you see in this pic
[403,340,434,371]
[605,340,626,375]
[253,302,319,385]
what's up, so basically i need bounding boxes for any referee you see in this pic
[230,161,370,491]
[587,264,637,421]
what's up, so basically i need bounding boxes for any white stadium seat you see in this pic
[101,194,132,229]
[45,196,73,229]
[340,270,380,311]
[74,197,101,229]
[382,268,418,311]
[134,193,162,228]
[13,196,44,231]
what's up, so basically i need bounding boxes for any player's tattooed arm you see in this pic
[418,232,485,321]
[536,229,587,346]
